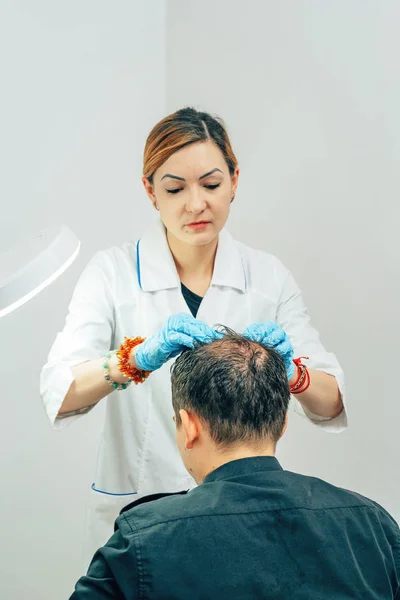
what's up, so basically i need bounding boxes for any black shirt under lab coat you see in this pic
[70,456,400,599]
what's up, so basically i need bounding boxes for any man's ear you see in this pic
[180,409,201,450]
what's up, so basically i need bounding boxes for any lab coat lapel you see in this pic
[137,221,248,327]
[211,229,247,293]
[136,219,180,292]
[197,229,248,327]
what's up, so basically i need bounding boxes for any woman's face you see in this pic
[143,141,239,247]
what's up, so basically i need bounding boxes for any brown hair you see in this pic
[143,107,238,183]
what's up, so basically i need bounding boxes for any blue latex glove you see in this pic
[135,313,221,371]
[242,322,295,380]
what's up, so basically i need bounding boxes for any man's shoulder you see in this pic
[290,471,398,524]
[115,473,399,538]
[116,490,192,532]
[119,490,189,517]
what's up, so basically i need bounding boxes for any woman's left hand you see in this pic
[243,322,295,380]
[135,313,221,372]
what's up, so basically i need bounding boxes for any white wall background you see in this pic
[1,1,399,598]
[166,0,400,521]
[0,2,165,599]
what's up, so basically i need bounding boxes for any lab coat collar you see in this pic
[137,219,247,293]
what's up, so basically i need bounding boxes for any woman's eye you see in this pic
[166,184,220,194]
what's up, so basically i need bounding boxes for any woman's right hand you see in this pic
[134,313,221,372]
[243,321,295,380]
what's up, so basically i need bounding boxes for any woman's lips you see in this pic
[187,221,210,230]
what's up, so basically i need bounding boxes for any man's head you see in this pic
[171,329,290,483]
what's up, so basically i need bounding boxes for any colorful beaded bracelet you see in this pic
[103,350,133,391]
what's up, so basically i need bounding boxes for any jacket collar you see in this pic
[203,457,283,484]
[136,218,247,293]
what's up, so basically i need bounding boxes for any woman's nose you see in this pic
[186,189,206,213]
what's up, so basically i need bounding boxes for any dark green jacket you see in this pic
[71,456,400,599]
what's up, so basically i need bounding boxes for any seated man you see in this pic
[71,330,400,599]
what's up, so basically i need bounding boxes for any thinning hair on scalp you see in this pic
[170,329,290,446]
[143,107,238,183]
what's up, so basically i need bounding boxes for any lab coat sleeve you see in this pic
[275,265,347,432]
[69,526,139,599]
[40,251,115,430]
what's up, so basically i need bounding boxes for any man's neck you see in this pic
[200,445,276,483]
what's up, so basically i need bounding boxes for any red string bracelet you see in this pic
[289,357,311,395]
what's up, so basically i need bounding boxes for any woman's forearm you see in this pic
[290,369,343,419]
[58,353,134,416]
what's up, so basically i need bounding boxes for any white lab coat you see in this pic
[40,219,346,564]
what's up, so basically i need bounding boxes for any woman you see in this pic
[40,107,345,562]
